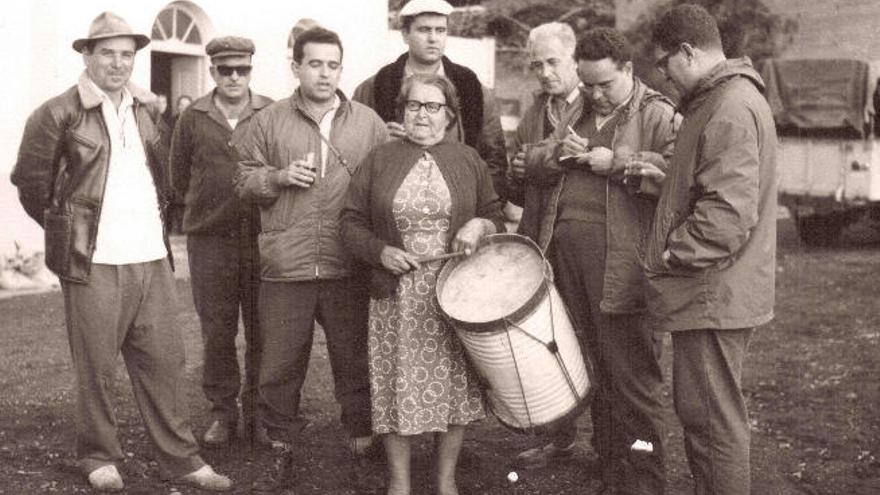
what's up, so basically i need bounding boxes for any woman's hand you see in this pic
[452,218,495,256]
[379,246,421,275]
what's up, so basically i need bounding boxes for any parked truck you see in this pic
[761,58,879,245]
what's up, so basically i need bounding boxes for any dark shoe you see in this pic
[514,440,576,469]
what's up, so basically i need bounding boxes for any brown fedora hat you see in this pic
[72,12,150,53]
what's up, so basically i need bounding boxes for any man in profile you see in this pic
[645,4,778,493]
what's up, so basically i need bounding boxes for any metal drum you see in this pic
[436,233,591,433]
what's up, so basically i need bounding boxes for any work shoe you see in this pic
[178,465,233,491]
[87,464,124,492]
[203,419,231,446]
[514,440,577,469]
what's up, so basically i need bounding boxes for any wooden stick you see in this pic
[417,251,465,263]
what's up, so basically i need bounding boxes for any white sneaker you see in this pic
[87,464,124,492]
[178,464,233,491]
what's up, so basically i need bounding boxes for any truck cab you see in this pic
[761,58,879,245]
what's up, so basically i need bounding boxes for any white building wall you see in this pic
[0,0,495,255]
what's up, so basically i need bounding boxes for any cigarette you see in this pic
[567,125,578,136]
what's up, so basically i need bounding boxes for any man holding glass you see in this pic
[234,27,388,467]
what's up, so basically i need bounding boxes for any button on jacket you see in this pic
[170,91,273,236]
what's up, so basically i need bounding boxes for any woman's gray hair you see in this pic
[527,22,577,57]
[395,73,460,129]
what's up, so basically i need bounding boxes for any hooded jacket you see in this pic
[11,74,171,283]
[642,58,778,331]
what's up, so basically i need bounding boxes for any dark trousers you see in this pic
[61,260,204,479]
[549,220,666,494]
[187,233,262,427]
[672,328,753,495]
[258,277,372,442]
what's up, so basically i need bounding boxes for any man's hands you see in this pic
[559,131,613,175]
[386,122,407,139]
[510,149,526,180]
[275,152,317,188]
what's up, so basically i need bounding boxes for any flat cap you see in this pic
[399,0,454,18]
[205,36,255,59]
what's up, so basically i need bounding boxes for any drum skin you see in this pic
[436,234,592,433]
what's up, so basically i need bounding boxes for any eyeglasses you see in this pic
[654,46,682,74]
[216,65,252,77]
[404,100,446,114]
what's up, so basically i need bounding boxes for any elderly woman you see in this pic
[341,74,504,495]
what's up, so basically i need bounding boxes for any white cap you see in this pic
[399,0,454,19]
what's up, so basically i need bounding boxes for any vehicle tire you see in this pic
[795,213,845,246]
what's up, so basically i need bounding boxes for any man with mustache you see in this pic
[170,36,273,448]
[11,12,231,492]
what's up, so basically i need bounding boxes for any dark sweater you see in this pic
[341,138,505,297]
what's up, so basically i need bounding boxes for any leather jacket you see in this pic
[11,73,171,283]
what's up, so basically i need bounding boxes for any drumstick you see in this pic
[417,251,466,263]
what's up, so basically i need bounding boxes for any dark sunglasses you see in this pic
[216,65,252,77]
[405,100,446,114]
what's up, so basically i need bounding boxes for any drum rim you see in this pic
[436,233,551,333]
[489,385,594,435]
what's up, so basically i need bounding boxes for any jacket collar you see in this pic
[680,57,765,112]
[289,88,350,123]
[190,90,273,128]
[77,71,154,109]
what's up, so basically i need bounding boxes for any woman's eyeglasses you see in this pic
[404,100,447,114]
[216,65,252,77]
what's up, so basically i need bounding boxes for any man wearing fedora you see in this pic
[353,0,510,202]
[170,36,273,448]
[11,12,231,492]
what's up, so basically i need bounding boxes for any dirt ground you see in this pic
[1,219,879,494]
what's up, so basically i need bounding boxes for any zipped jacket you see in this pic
[234,89,388,281]
[642,58,778,331]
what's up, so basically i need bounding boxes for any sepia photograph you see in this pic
[0,1,878,493]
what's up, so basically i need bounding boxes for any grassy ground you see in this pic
[1,219,878,494]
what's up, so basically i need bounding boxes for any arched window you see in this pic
[152,4,202,45]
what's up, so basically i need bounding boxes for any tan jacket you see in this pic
[235,89,388,281]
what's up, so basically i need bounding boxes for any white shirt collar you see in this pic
[404,58,446,79]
